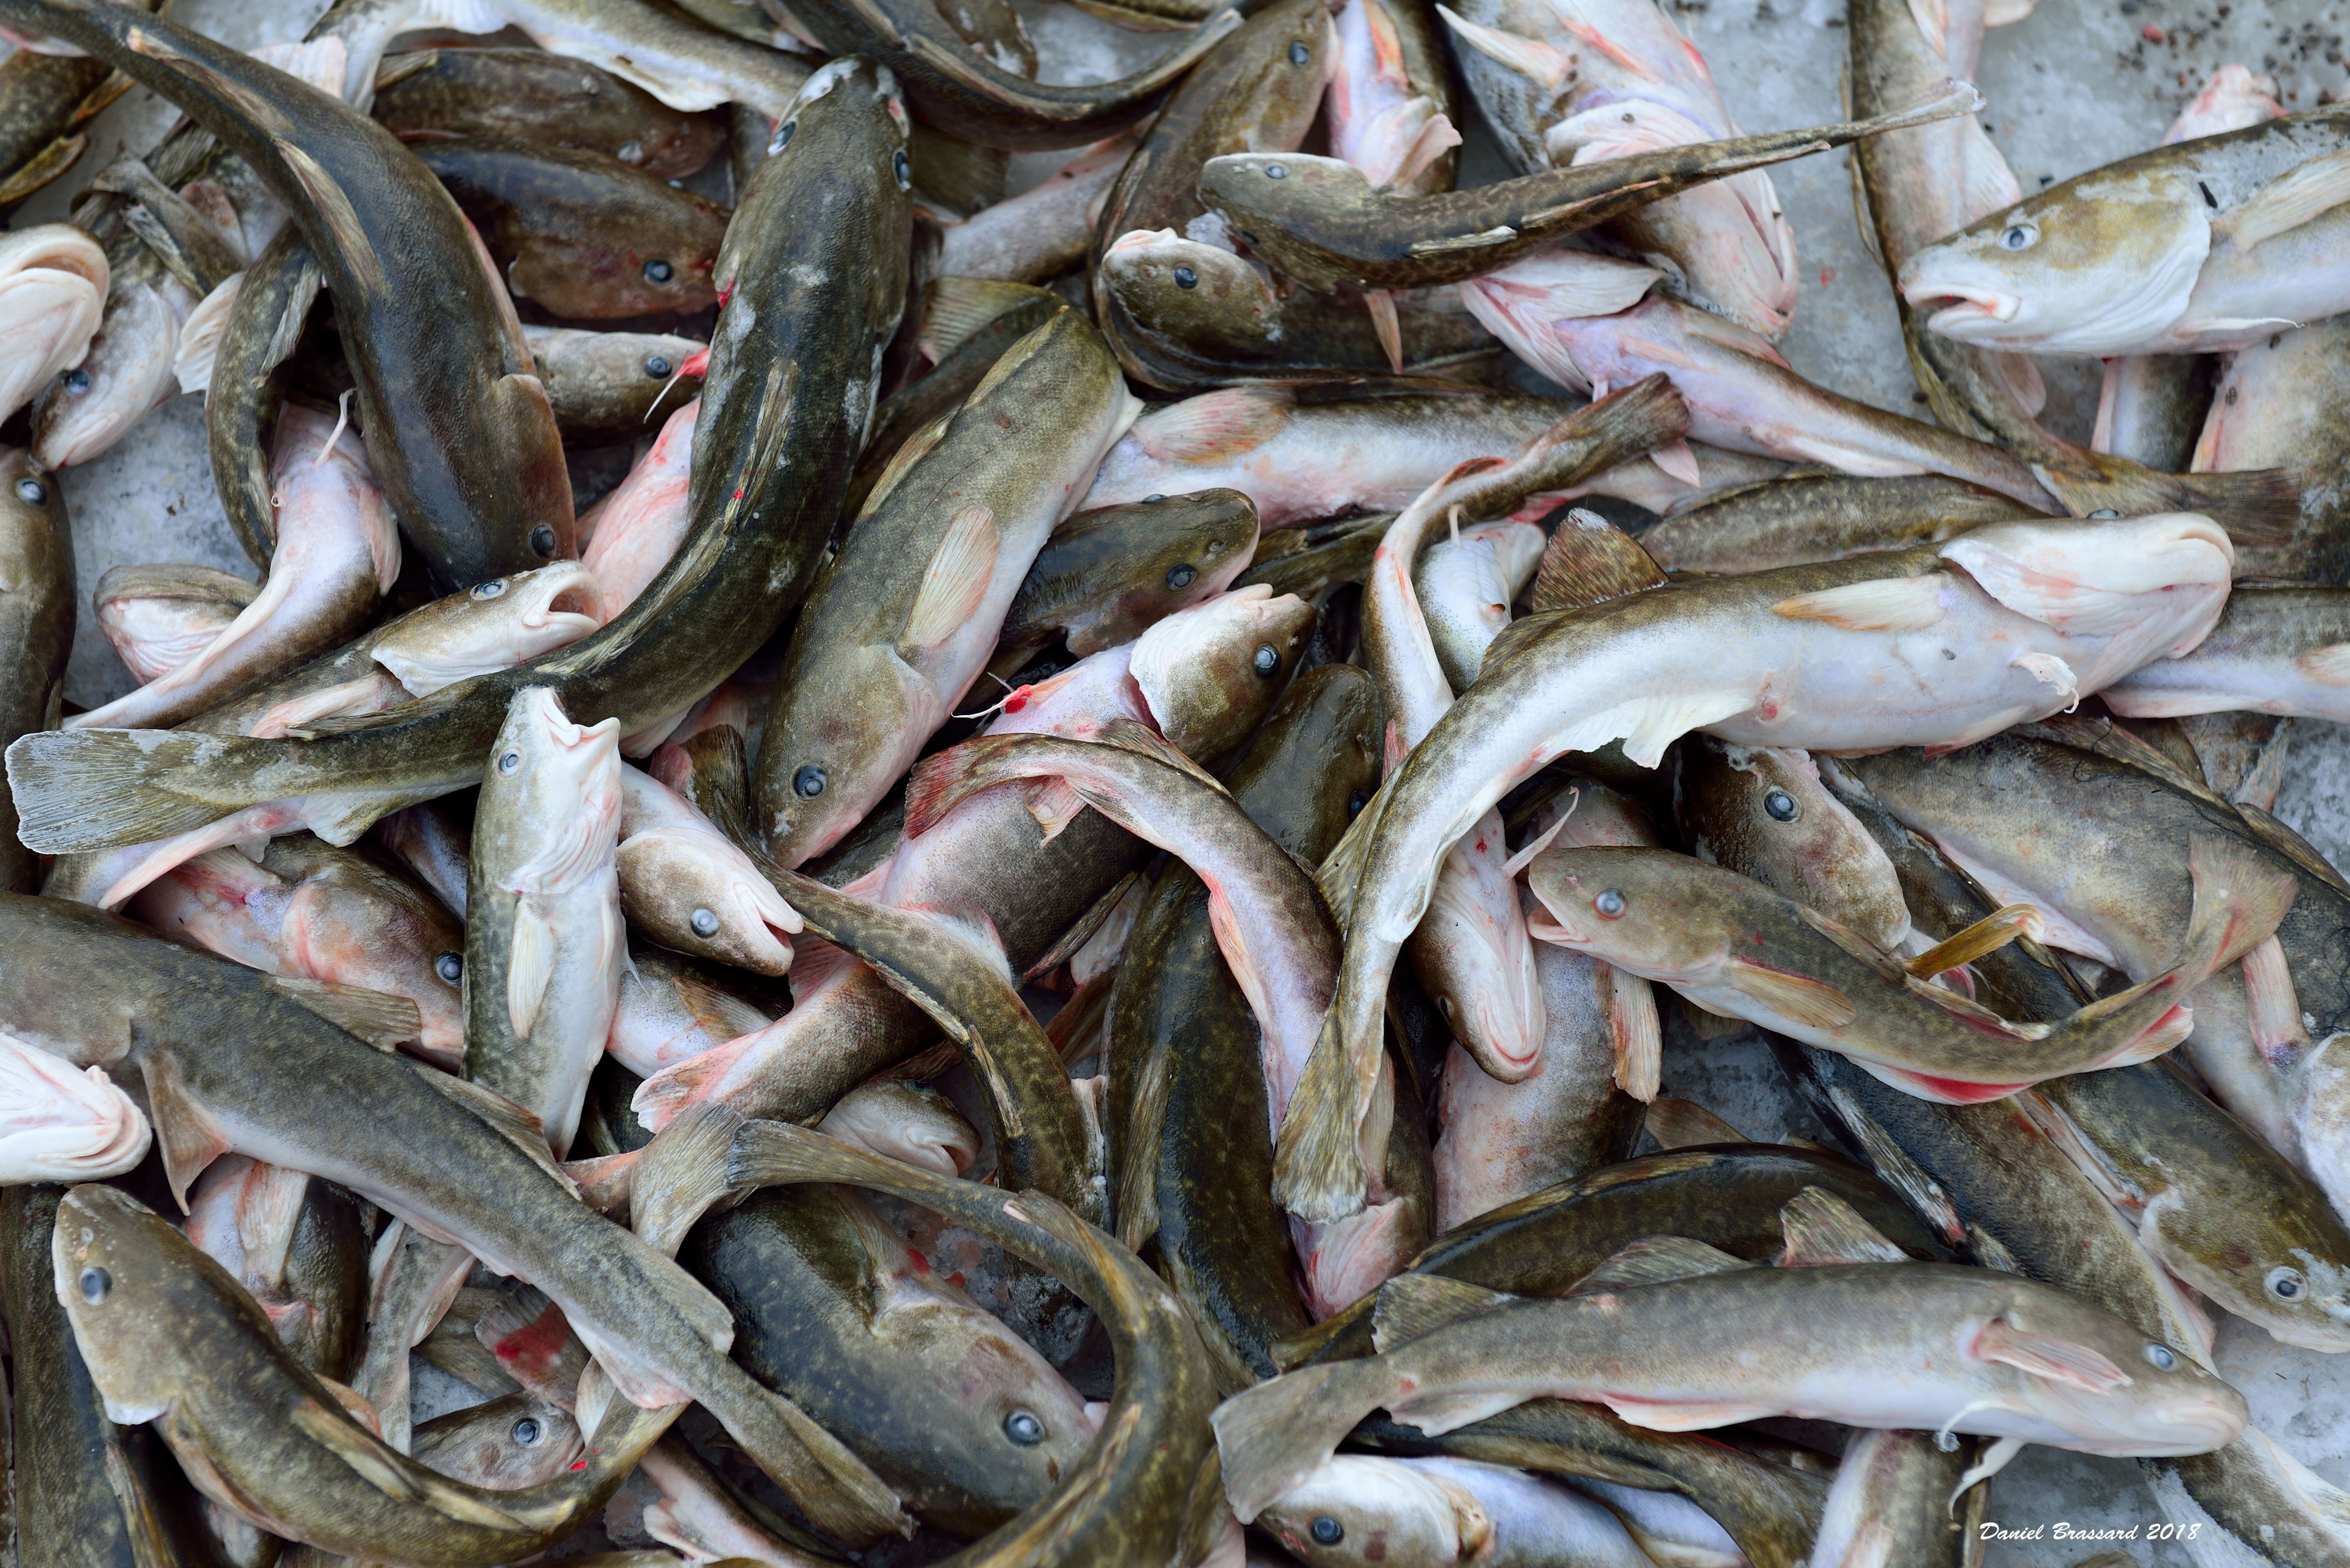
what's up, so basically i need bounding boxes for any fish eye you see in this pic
[690,908,721,938]
[13,478,44,504]
[769,119,796,155]
[435,952,462,985]
[644,355,672,378]
[892,149,912,189]
[1348,788,1370,818]
[1311,1516,1344,1545]
[512,1416,543,1444]
[1289,39,1310,63]
[1595,889,1627,919]
[1003,1410,1043,1445]
[2000,222,2037,251]
[2269,1266,2306,1300]
[1264,163,1288,179]
[498,750,523,775]
[1763,787,1799,822]
[2143,1342,2178,1371]
[1253,645,1279,677]
[529,525,557,558]
[472,577,509,600]
[62,368,90,396]
[794,765,827,798]
[1173,265,1198,290]
[2087,508,2120,518]
[1166,563,1197,591]
[79,1266,110,1302]
[1143,493,1166,503]
[643,258,674,284]
[616,139,644,163]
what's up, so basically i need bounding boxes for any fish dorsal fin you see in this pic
[1777,1186,1911,1266]
[1093,716,1230,797]
[415,1067,578,1197]
[1722,958,1859,1030]
[1479,607,1566,674]
[2222,148,2350,249]
[1567,1235,1755,1295]
[1770,573,1950,633]
[1968,1313,2131,1393]
[138,1052,231,1213]
[2232,800,2350,899]
[1642,1094,1747,1149]
[917,277,1058,364]
[1370,1274,1515,1351]
[1529,508,1668,613]
[901,504,1000,657]
[858,411,953,524]
[270,977,420,1051]
[286,1396,528,1529]
[1794,906,1909,983]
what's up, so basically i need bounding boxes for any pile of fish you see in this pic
[0,0,2344,1556]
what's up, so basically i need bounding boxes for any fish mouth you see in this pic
[522,564,607,631]
[1907,282,2021,332]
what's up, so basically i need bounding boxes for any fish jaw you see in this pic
[370,561,606,699]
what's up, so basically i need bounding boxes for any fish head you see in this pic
[1939,512,2232,663]
[1036,486,1263,657]
[817,1081,979,1176]
[29,276,173,468]
[0,225,107,428]
[1100,229,1282,348]
[52,1183,220,1424]
[371,562,605,699]
[614,815,801,976]
[1675,737,1910,948]
[276,872,468,1068]
[761,640,935,869]
[1197,154,1383,293]
[91,562,255,685]
[1132,584,1316,761]
[510,183,728,319]
[483,687,624,890]
[1521,845,1731,979]
[0,1031,150,1183]
[1896,172,2208,355]
[1964,1287,2246,1455]
[2142,1190,2350,1354]
[411,1393,584,1487]
[1259,1454,1488,1567]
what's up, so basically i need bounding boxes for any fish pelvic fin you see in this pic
[1271,1004,1378,1223]
[5,728,263,854]
[630,1101,750,1259]
[1214,1358,1404,1523]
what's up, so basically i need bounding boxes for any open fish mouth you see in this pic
[1907,282,2023,332]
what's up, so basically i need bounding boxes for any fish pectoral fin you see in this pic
[1603,1394,1782,1431]
[507,900,556,1041]
[1556,688,1753,771]
[2292,643,2350,686]
[1722,958,1859,1030]
[1641,1094,1747,1150]
[1528,508,1668,613]
[2221,149,2350,250]
[1134,385,1293,461]
[1777,1186,1911,1266]
[1795,906,1911,982]
[1434,5,1571,87]
[1904,0,1950,58]
[1603,963,1661,1101]
[786,934,860,1005]
[900,504,1001,658]
[138,1052,231,1213]
[1770,573,1950,632]
[1968,1313,2131,1392]
[1568,1235,1756,1295]
[269,976,419,1051]
[1370,1274,1516,1351]
[1025,778,1089,841]
[410,1064,578,1198]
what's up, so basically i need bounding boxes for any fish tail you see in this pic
[728,1115,906,1190]
[627,1101,747,1258]
[901,735,1024,837]
[2176,829,2300,985]
[2165,468,2301,550]
[630,1038,750,1130]
[4,728,259,854]
[1271,1004,1378,1224]
[707,1371,912,1548]
[2029,453,2299,547]
[1213,1357,1405,1523]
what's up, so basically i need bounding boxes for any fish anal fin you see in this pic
[1370,1274,1515,1351]
[901,504,1000,657]
[1604,1394,1781,1431]
[1770,573,1950,632]
[1777,1185,1911,1266]
[1569,1235,1755,1295]
[139,1052,230,1213]
[1722,958,1858,1030]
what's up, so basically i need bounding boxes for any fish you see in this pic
[1900,107,2350,356]
[935,130,1141,284]
[631,587,1313,1136]
[5,58,909,865]
[2104,585,2350,722]
[409,1393,585,1490]
[2189,312,2350,583]
[0,222,107,425]
[1438,0,1795,335]
[1,0,573,591]
[1412,518,1544,692]
[1282,512,2238,1220]
[92,563,258,684]
[1260,1453,1658,1567]
[606,943,779,1078]
[580,398,698,619]
[1213,1223,2248,1523]
[616,765,800,974]
[369,45,723,176]
[1636,473,2036,576]
[184,1153,371,1380]
[995,488,1261,670]
[1327,0,1459,199]
[722,1119,1224,1568]
[52,1183,684,1565]
[521,325,704,440]
[411,137,729,318]
[73,403,400,732]
[0,449,71,894]
[128,833,465,1062]
[464,687,626,1159]
[1194,82,1977,292]
[1799,1429,1979,1568]
[1459,252,2063,511]
[197,227,321,570]
[756,312,1137,866]
[32,258,197,475]
[0,31,133,207]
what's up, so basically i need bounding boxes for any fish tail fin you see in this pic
[2176,829,2299,985]
[628,1101,747,1258]
[629,1036,752,1132]
[902,735,1025,836]
[2030,452,2299,547]
[706,1372,911,1548]
[1213,1358,1404,1523]
[1272,1004,1378,1223]
[5,728,262,853]
[2168,468,2301,549]
[730,1117,916,1190]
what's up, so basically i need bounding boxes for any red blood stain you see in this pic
[491,1301,572,1385]
[2142,23,2165,39]
[1818,266,1837,286]
[570,1459,588,1471]
[1003,692,1028,714]
[716,283,735,309]
[732,488,745,501]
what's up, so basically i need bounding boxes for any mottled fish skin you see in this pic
[2191,313,2350,584]
[2106,585,2350,722]
[755,310,1139,869]
[371,45,723,177]
[4,59,909,866]
[0,449,70,893]
[1638,472,2036,576]
[0,0,573,591]
[0,38,129,208]
[204,228,322,571]
[996,488,1261,669]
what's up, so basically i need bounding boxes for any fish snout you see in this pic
[1903,271,2023,335]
